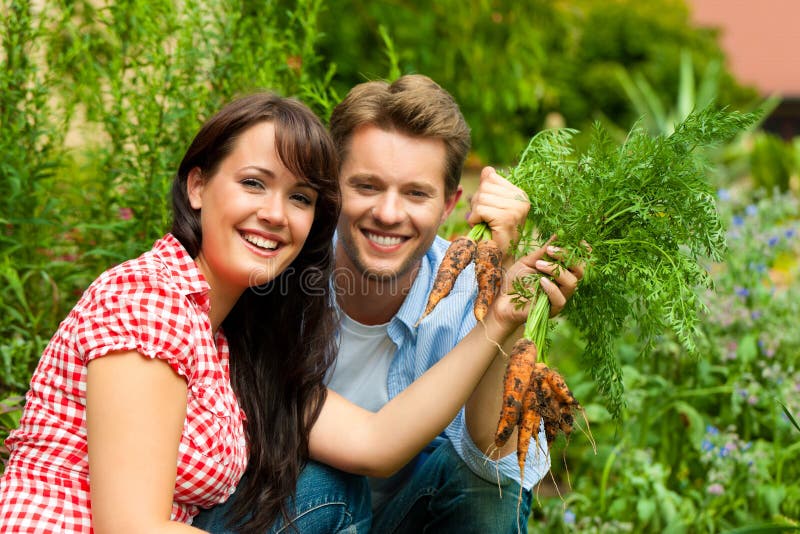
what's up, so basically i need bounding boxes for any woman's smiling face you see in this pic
[188,120,317,300]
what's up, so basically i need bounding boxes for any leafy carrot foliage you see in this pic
[506,105,758,420]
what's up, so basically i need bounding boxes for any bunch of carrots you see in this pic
[420,105,758,488]
[420,220,582,483]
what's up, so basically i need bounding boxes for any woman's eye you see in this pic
[291,193,314,206]
[241,178,264,189]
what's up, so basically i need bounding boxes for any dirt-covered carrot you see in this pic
[516,377,542,483]
[545,368,578,408]
[494,338,537,448]
[473,239,503,322]
[419,236,477,321]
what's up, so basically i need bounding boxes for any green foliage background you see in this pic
[1,0,798,531]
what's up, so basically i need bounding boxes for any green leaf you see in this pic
[779,400,800,433]
[637,498,656,522]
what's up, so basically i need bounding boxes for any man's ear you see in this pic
[187,168,204,210]
[440,185,463,224]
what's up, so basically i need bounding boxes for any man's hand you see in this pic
[467,166,529,266]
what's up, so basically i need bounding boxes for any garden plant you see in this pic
[2,1,798,532]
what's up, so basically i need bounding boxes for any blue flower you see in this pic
[717,188,731,201]
[786,228,796,239]
[746,204,758,216]
[751,310,762,320]
[719,447,730,458]
[732,215,745,227]
[564,509,576,525]
[701,439,715,452]
[768,236,779,247]
[706,425,719,435]
[734,287,750,298]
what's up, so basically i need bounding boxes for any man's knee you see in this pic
[193,462,371,533]
[289,461,372,532]
[424,441,532,533]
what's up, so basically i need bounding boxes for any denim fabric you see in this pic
[371,440,532,534]
[192,461,371,533]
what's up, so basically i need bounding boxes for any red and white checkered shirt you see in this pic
[0,234,248,532]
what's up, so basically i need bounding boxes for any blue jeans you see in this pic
[371,440,532,534]
[192,461,371,533]
[194,440,530,533]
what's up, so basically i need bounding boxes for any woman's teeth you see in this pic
[244,234,278,250]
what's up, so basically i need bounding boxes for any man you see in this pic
[325,74,580,533]
[193,75,581,533]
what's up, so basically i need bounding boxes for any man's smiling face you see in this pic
[335,125,461,286]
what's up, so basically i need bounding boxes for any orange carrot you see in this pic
[545,368,578,407]
[473,239,503,322]
[533,367,561,423]
[494,338,537,448]
[544,418,559,446]
[516,378,542,482]
[419,236,477,321]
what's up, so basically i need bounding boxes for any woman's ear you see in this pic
[187,168,204,210]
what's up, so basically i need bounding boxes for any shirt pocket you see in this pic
[185,378,233,464]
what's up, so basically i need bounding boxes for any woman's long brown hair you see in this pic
[171,92,340,532]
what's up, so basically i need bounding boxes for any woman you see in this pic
[0,93,341,533]
[0,92,541,533]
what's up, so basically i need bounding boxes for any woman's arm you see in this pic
[308,251,544,478]
[86,351,205,534]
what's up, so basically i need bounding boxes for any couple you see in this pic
[0,75,582,533]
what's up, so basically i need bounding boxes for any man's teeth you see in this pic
[244,234,278,249]
[365,232,403,246]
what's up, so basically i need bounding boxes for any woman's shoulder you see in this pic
[87,235,197,303]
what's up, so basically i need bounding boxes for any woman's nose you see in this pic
[257,194,288,227]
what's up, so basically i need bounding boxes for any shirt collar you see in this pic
[391,249,436,335]
[152,234,211,311]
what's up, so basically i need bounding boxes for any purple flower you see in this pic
[747,395,758,406]
[708,483,725,495]
[786,228,796,239]
[750,310,762,321]
[118,207,133,221]
[746,204,758,216]
[768,236,779,247]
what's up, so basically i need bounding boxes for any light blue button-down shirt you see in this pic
[337,235,550,490]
